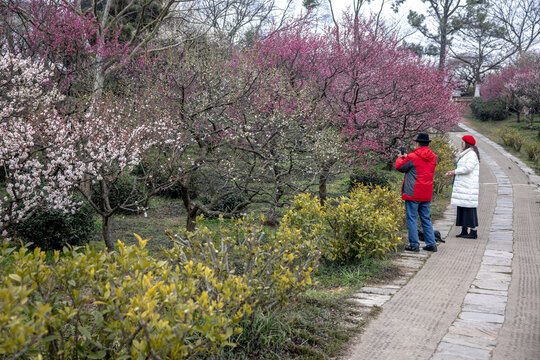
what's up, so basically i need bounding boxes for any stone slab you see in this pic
[359,287,398,295]
[463,302,506,316]
[468,288,508,297]
[483,250,513,259]
[485,242,513,252]
[482,255,512,266]
[475,271,511,282]
[448,324,499,341]
[459,312,505,324]
[442,333,497,350]
[453,319,503,332]
[478,264,512,274]
[464,293,507,305]
[473,279,510,292]
[349,293,391,307]
[434,342,491,360]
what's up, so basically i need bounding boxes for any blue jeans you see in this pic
[405,200,436,247]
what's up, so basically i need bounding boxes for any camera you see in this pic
[400,146,405,156]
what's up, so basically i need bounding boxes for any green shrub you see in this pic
[165,214,319,312]
[524,142,540,162]
[348,167,391,191]
[0,237,252,359]
[13,205,95,250]
[430,136,458,194]
[281,186,404,263]
[210,192,247,214]
[470,98,508,122]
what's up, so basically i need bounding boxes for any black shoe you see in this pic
[404,245,419,252]
[462,229,478,239]
[456,227,468,238]
[423,244,438,252]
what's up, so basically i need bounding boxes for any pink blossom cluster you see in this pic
[236,16,462,160]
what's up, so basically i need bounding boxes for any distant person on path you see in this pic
[395,133,438,252]
[445,135,480,239]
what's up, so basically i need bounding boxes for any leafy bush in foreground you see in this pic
[0,238,252,359]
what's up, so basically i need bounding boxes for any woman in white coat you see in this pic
[445,135,480,239]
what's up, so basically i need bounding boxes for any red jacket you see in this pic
[395,146,437,201]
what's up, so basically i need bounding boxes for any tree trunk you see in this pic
[318,166,330,206]
[186,208,198,232]
[102,216,114,251]
[180,182,198,231]
[439,22,447,70]
[474,83,481,97]
[517,111,521,123]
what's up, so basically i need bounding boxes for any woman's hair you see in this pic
[465,142,480,161]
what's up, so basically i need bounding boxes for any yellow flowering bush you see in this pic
[0,236,252,360]
[281,185,404,263]
[430,136,458,194]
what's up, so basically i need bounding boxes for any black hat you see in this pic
[414,132,431,143]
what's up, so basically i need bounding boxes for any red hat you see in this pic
[462,135,476,146]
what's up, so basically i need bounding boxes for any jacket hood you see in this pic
[414,146,436,162]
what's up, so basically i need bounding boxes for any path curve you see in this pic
[342,124,540,360]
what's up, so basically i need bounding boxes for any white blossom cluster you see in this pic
[0,53,82,235]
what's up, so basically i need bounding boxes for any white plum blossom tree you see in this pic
[0,52,82,236]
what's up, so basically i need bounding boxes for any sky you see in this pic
[287,0,428,42]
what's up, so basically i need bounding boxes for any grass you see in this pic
[461,109,540,173]
[213,257,400,360]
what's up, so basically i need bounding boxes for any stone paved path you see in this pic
[342,124,540,360]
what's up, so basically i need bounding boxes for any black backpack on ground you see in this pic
[418,229,445,243]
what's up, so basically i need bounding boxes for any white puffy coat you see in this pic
[451,148,480,208]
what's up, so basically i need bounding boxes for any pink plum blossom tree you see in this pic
[325,17,462,163]
[483,52,540,125]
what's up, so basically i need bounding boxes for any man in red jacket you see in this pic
[395,133,438,252]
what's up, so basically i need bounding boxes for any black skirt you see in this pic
[456,206,478,228]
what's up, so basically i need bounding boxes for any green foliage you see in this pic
[281,186,404,263]
[497,127,524,151]
[166,214,320,313]
[0,237,252,359]
[348,167,391,191]
[91,175,147,214]
[13,205,95,250]
[524,141,540,162]
[208,193,247,214]
[430,136,458,194]
[470,97,509,122]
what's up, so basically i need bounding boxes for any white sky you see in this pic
[287,0,428,42]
